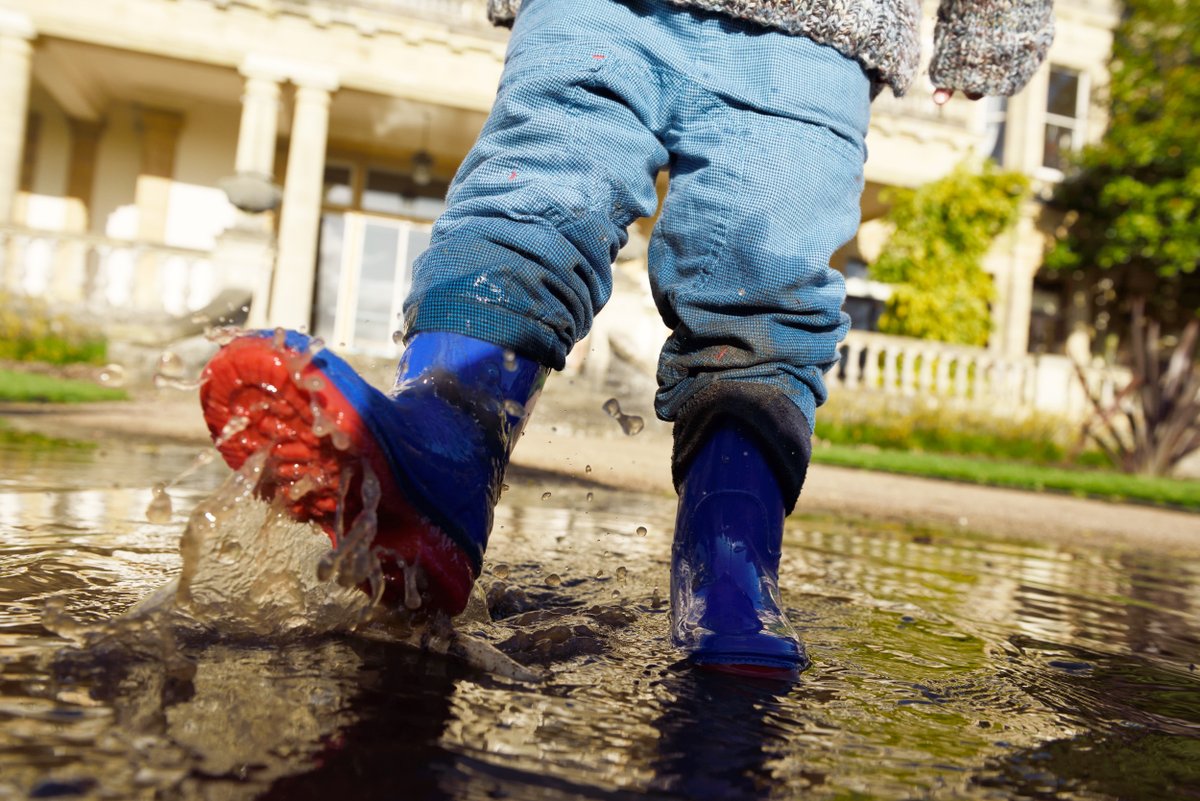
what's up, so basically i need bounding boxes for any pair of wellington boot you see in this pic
[200,330,806,678]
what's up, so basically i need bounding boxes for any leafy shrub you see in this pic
[0,292,107,365]
[871,162,1029,346]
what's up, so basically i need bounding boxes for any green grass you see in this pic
[0,368,128,403]
[0,420,95,450]
[812,444,1200,511]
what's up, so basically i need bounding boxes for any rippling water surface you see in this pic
[2,435,1199,800]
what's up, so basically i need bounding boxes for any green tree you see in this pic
[871,161,1029,346]
[1045,0,1200,339]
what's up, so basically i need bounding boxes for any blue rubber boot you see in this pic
[201,329,548,615]
[670,423,809,679]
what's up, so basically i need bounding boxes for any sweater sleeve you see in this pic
[929,0,1055,97]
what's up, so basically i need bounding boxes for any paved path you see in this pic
[3,380,1197,554]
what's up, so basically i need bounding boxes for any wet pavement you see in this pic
[2,434,1200,800]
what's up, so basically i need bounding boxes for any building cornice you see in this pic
[0,8,35,40]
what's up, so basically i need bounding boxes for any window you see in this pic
[982,96,1008,167]
[1042,67,1086,173]
[362,168,444,221]
[323,165,354,207]
[312,212,432,353]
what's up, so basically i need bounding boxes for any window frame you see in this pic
[1037,64,1090,181]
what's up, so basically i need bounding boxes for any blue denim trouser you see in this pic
[404,0,870,431]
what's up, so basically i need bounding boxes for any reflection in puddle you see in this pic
[1,440,1199,799]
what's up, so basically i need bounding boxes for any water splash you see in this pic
[214,415,249,448]
[204,325,244,346]
[601,398,644,436]
[143,452,218,525]
[145,483,172,524]
[152,350,206,392]
[52,458,541,694]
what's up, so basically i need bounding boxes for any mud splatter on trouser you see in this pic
[403,0,870,508]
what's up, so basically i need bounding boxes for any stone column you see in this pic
[134,107,184,308]
[268,70,338,329]
[234,67,283,179]
[216,59,285,328]
[0,10,35,225]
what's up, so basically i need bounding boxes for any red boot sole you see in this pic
[198,334,476,614]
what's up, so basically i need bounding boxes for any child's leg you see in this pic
[402,0,671,369]
[646,22,872,674]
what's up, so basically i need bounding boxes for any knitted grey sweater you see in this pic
[486,0,1055,98]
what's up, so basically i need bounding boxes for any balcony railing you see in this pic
[202,0,496,31]
[0,225,218,320]
[830,329,1126,418]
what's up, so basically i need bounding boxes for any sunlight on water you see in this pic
[0,438,1198,800]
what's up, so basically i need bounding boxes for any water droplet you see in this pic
[154,374,203,391]
[503,399,525,417]
[602,398,621,417]
[304,375,325,392]
[493,563,511,580]
[545,573,562,588]
[204,324,242,345]
[331,430,351,451]
[286,474,318,500]
[403,563,422,610]
[595,568,605,578]
[392,330,404,344]
[616,566,628,581]
[619,415,644,436]
[503,350,517,371]
[157,350,186,379]
[145,483,172,524]
[98,363,126,387]
[501,483,510,493]
[586,492,594,502]
[737,287,746,297]
[272,327,287,349]
[215,415,250,447]
[214,538,243,565]
[311,403,333,437]
[541,492,552,501]
[636,526,647,537]
[585,464,592,473]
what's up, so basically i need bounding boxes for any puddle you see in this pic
[1,438,1199,799]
